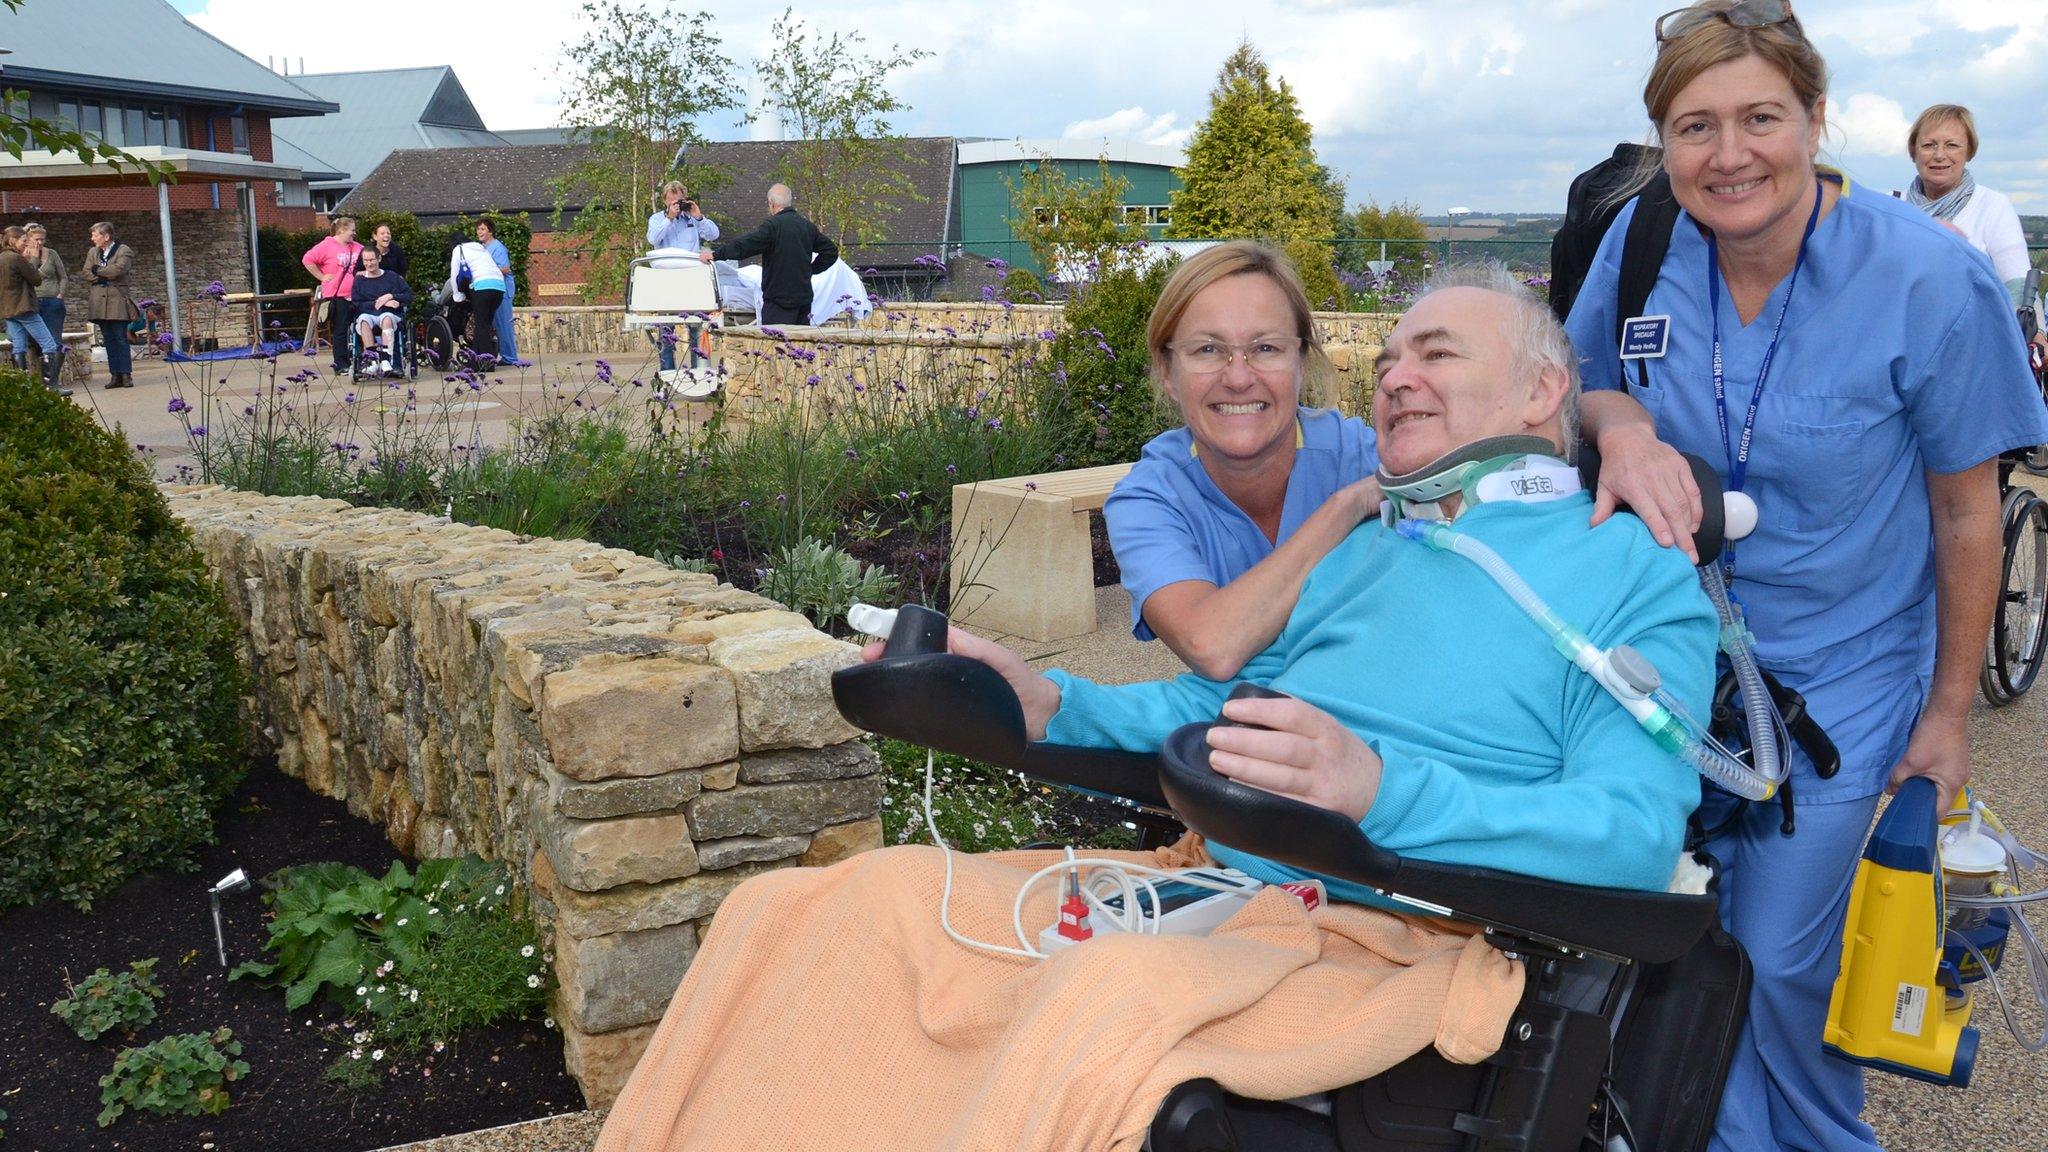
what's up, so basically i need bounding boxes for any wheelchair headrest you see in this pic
[1575,443,1726,567]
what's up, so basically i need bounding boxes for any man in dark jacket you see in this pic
[699,183,838,326]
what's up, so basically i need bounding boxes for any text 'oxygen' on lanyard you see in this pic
[1708,179,1823,578]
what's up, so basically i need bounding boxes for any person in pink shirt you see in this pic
[301,217,362,373]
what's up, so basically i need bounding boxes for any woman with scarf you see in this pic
[1901,104,2030,290]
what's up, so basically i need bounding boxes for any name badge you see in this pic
[1619,315,1670,360]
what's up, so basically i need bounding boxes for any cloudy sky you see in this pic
[174,0,2048,214]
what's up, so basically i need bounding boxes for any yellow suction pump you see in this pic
[1825,777,2047,1086]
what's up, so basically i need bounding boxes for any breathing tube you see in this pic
[1393,518,1780,801]
[1376,438,1786,801]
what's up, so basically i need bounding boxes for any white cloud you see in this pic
[1061,108,1190,148]
[1830,93,1913,160]
[172,0,2048,214]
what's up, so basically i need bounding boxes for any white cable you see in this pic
[919,748,1262,961]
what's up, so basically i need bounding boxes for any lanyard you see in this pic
[1707,180,1823,496]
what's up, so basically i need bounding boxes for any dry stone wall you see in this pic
[163,486,884,1106]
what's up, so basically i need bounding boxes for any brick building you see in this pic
[0,0,340,347]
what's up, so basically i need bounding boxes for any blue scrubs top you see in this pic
[1567,174,2048,801]
[1104,406,1378,641]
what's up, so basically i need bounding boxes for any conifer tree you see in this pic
[1168,41,1347,306]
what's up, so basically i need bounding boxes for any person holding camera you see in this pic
[645,180,718,371]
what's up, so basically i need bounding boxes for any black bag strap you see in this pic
[1613,169,1680,394]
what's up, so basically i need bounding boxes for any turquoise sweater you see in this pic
[1046,494,1717,900]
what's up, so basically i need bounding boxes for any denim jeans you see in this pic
[36,296,64,341]
[96,320,133,375]
[6,311,58,357]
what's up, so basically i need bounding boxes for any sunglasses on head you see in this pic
[1655,0,1796,43]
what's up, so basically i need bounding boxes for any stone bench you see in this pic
[948,463,1134,642]
[1,328,94,385]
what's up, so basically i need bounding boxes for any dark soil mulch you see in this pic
[0,761,581,1152]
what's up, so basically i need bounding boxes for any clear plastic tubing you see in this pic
[1395,518,1777,801]
[1697,564,1784,790]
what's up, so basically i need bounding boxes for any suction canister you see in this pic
[1940,806,2012,991]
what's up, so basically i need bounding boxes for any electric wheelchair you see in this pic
[830,453,1751,1152]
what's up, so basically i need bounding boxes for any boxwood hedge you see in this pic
[0,369,248,910]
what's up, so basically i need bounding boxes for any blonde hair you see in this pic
[331,216,356,237]
[1644,0,1828,130]
[1596,1,1832,209]
[1908,104,1977,162]
[1145,241,1335,410]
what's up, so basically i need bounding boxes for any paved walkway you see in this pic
[66,347,681,483]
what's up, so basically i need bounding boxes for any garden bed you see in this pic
[0,762,580,1152]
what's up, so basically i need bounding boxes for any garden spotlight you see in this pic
[208,868,252,968]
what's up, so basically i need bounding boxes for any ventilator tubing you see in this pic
[1698,564,1786,793]
[1395,519,1778,801]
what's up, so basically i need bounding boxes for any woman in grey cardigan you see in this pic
[83,221,140,388]
[24,223,67,351]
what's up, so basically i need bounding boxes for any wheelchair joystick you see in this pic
[848,602,948,658]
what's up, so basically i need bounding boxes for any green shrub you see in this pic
[52,958,165,1041]
[1038,257,1179,467]
[0,370,248,911]
[756,537,899,630]
[97,1028,249,1127]
[232,855,551,1083]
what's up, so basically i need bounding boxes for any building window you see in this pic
[1120,205,1171,228]
[81,102,103,142]
[230,113,249,155]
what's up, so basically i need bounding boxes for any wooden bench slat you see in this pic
[983,463,1134,510]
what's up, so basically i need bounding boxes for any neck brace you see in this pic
[1378,435,1579,522]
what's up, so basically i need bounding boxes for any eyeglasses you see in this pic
[1655,0,1796,43]
[1166,336,1304,375]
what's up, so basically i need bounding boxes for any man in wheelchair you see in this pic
[594,268,1726,1152]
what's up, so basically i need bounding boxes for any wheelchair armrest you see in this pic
[830,653,1173,812]
[1158,721,1717,965]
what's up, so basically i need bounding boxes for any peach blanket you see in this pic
[596,838,1524,1152]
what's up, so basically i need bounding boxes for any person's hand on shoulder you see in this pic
[1204,694,1383,822]
[1590,422,1701,562]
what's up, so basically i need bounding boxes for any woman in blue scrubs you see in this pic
[1565,4,2048,1148]
[1105,241,1379,680]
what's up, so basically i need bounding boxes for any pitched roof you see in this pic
[337,137,960,266]
[0,0,336,116]
[270,67,507,190]
[268,135,348,184]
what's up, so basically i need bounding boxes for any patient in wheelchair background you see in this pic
[592,266,1719,1152]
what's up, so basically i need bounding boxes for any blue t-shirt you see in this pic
[1566,174,2048,801]
[1048,493,1715,898]
[1105,406,1378,640]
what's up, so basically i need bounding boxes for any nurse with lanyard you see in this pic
[1565,2,2048,1148]
[1104,241,1378,681]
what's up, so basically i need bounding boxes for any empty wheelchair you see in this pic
[1982,268,2048,706]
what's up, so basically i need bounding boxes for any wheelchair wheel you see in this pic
[2024,444,2048,478]
[419,315,455,372]
[346,327,363,383]
[1984,488,2048,705]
